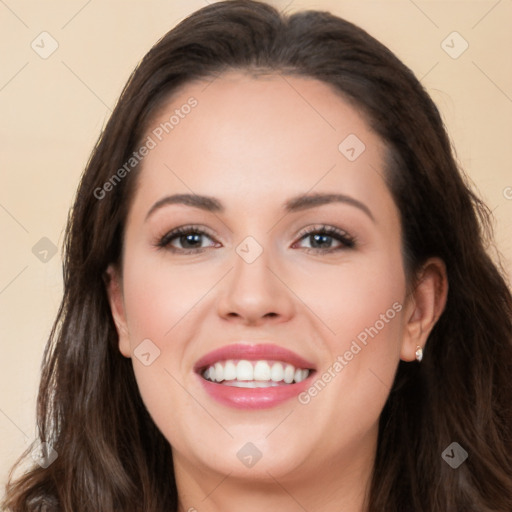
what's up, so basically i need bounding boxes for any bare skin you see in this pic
[106,72,448,512]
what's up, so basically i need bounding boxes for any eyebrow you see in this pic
[284,192,375,222]
[145,192,374,222]
[145,194,223,221]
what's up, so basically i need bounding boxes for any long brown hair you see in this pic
[4,1,512,510]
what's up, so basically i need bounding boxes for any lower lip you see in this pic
[198,376,312,409]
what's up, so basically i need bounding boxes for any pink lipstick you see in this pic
[195,343,316,409]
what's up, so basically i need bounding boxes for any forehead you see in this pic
[131,71,393,218]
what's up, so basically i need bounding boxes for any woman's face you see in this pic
[107,72,417,488]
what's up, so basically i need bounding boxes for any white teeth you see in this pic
[223,360,237,381]
[283,364,295,384]
[214,362,224,382]
[236,360,254,381]
[294,368,309,383]
[223,381,280,388]
[202,359,310,385]
[253,360,271,381]
[270,362,284,382]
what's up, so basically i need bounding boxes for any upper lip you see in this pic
[194,343,316,372]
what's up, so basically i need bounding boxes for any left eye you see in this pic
[293,227,355,252]
[298,233,341,249]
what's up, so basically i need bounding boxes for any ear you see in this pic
[104,264,131,358]
[400,257,448,361]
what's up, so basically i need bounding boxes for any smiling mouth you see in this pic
[194,343,316,408]
[200,359,312,387]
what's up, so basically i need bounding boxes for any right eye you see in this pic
[156,226,221,253]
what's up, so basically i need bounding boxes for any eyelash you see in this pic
[155,224,356,255]
[293,225,356,253]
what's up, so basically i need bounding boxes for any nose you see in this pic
[216,245,295,326]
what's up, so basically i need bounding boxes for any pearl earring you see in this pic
[415,346,423,362]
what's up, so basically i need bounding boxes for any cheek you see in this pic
[294,248,405,417]
[288,247,405,344]
[338,259,405,351]
[121,251,223,344]
[119,251,225,441]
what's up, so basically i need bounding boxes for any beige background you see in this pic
[1,0,511,489]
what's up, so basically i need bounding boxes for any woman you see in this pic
[3,1,512,510]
